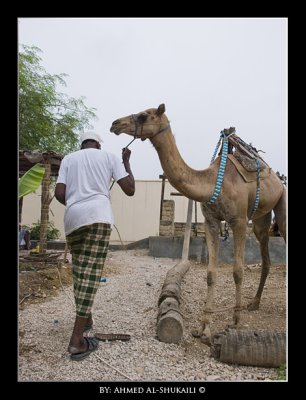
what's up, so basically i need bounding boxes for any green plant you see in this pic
[30,220,60,240]
[19,163,45,199]
[275,364,286,380]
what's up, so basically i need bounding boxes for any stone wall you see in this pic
[159,200,175,236]
[174,222,205,237]
[159,200,257,238]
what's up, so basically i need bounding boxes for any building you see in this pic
[21,179,205,243]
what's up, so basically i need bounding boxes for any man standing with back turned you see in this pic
[55,131,135,361]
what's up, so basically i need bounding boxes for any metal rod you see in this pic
[109,137,137,190]
[125,137,137,149]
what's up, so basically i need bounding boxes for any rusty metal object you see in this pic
[95,333,131,341]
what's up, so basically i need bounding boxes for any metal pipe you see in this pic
[109,137,137,190]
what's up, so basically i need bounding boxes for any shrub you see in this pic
[275,364,286,380]
[30,220,60,240]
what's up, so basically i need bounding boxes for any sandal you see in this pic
[70,337,98,361]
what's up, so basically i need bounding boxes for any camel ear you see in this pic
[157,104,166,116]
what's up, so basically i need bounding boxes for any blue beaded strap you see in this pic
[250,158,261,218]
[210,135,223,163]
[208,130,235,205]
[208,130,262,214]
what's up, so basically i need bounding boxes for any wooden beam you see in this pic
[194,201,198,236]
[159,174,167,221]
[157,198,193,343]
[181,199,193,261]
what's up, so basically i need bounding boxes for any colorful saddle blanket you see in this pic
[228,154,271,183]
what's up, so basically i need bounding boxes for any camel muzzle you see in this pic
[110,123,122,135]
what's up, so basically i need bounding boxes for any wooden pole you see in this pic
[194,201,198,236]
[63,242,68,263]
[40,160,51,254]
[159,174,166,222]
[211,329,286,367]
[19,197,23,224]
[157,198,193,343]
[181,199,193,261]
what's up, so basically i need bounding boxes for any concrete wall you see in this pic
[149,236,286,264]
[21,180,204,242]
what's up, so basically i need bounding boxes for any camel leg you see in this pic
[247,212,272,311]
[273,189,286,242]
[192,218,219,345]
[230,219,247,326]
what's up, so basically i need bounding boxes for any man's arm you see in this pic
[55,183,66,205]
[117,148,135,196]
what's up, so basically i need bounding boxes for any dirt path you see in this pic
[18,249,286,381]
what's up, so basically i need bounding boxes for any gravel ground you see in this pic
[18,249,286,382]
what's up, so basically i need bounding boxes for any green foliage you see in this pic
[19,44,97,153]
[18,163,45,199]
[30,220,60,240]
[275,364,286,380]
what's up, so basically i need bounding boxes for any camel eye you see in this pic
[137,113,147,123]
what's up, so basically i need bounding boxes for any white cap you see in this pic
[80,131,103,144]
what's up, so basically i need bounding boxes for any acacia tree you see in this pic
[19,44,97,252]
[19,44,97,153]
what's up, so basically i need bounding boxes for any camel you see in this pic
[110,104,286,344]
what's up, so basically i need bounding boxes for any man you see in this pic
[55,131,135,361]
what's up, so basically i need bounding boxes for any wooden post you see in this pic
[157,198,193,343]
[181,199,193,261]
[19,197,23,224]
[40,158,51,254]
[194,201,198,236]
[211,329,286,367]
[159,174,166,222]
[63,242,68,264]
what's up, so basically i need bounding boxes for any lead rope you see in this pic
[109,136,137,190]
[109,120,170,243]
[108,136,137,248]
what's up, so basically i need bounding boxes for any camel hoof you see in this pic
[200,335,212,346]
[247,299,260,311]
[191,329,202,338]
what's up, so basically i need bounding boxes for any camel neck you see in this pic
[150,128,214,202]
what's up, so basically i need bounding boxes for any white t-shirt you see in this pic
[56,148,129,236]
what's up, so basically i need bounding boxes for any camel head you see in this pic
[110,104,169,141]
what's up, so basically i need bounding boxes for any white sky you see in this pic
[18,17,287,180]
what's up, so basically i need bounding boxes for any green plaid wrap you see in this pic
[66,223,111,318]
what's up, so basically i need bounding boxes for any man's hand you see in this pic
[122,147,131,164]
[118,147,135,196]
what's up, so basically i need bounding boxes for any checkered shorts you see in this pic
[66,223,111,317]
